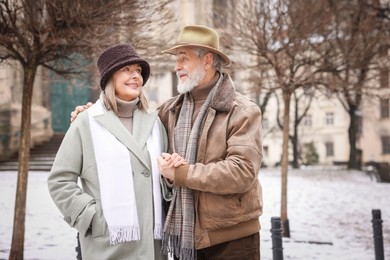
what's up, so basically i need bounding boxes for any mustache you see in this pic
[176,70,188,78]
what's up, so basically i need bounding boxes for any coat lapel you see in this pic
[132,109,158,148]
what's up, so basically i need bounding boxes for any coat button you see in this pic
[143,171,150,177]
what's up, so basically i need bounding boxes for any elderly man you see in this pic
[157,25,263,260]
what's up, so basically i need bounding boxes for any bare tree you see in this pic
[0,0,173,258]
[276,88,315,168]
[317,0,390,169]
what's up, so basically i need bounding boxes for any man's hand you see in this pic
[70,102,93,123]
[163,153,188,167]
[158,153,188,182]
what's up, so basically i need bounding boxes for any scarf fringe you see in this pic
[109,226,140,245]
[180,248,196,260]
[154,223,163,240]
[161,233,180,256]
[161,233,195,260]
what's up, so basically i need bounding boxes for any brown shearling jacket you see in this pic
[158,73,263,249]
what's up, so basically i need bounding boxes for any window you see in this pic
[382,136,390,154]
[325,142,334,157]
[171,72,179,96]
[262,118,269,129]
[303,115,312,127]
[325,88,333,98]
[213,0,228,28]
[356,114,363,135]
[380,98,389,118]
[326,112,334,125]
[380,68,389,89]
[263,146,269,157]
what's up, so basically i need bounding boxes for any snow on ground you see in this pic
[0,171,77,260]
[259,167,390,260]
[0,168,389,260]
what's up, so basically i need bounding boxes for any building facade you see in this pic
[0,62,53,160]
[1,0,388,168]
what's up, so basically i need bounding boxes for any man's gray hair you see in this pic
[193,47,223,72]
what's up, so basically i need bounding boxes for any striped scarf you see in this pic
[162,81,219,260]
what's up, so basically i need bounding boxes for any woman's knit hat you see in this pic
[97,44,150,90]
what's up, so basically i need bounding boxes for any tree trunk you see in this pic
[260,91,272,116]
[347,104,358,170]
[9,64,37,260]
[291,132,299,169]
[281,91,291,237]
[291,99,299,169]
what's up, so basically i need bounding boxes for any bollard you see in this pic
[271,217,284,260]
[75,232,82,260]
[372,209,384,260]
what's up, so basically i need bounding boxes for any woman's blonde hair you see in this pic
[101,79,149,114]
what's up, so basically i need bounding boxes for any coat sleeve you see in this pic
[157,116,174,202]
[47,115,96,236]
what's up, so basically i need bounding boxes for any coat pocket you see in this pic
[199,192,243,230]
[91,198,105,238]
[198,186,262,231]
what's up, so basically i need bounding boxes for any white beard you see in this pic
[176,65,206,94]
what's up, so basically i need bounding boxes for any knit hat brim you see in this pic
[100,58,150,90]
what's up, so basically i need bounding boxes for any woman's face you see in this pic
[112,64,143,101]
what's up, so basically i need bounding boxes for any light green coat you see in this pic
[48,107,171,260]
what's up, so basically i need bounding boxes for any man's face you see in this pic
[175,47,206,94]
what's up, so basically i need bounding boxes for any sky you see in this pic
[0,167,389,260]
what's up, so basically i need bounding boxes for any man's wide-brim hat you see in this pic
[97,44,150,90]
[162,25,231,67]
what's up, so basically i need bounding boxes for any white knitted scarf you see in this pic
[88,99,163,245]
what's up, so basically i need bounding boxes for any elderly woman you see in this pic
[48,44,172,260]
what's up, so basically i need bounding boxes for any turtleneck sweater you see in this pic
[115,97,139,133]
[190,72,220,124]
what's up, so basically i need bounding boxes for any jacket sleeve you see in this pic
[47,116,96,236]
[175,102,263,194]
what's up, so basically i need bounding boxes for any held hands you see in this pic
[70,102,93,123]
[157,153,188,183]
